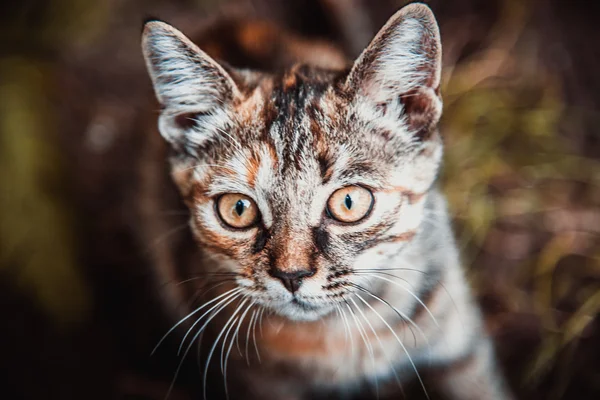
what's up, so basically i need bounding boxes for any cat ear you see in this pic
[142,21,240,148]
[346,4,442,138]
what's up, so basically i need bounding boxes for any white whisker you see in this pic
[258,307,265,338]
[350,296,404,393]
[153,287,240,355]
[165,292,241,400]
[355,293,430,400]
[353,270,415,289]
[366,274,440,329]
[204,297,249,400]
[177,288,242,355]
[253,308,264,362]
[350,283,428,348]
[347,299,379,399]
[339,303,355,359]
[224,301,254,396]
[220,314,240,374]
[245,309,257,365]
[235,301,254,357]
[148,223,188,249]
[335,304,349,351]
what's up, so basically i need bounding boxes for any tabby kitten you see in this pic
[141,3,512,399]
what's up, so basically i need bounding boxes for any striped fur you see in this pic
[142,3,512,399]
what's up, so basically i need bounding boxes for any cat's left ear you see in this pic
[142,21,240,147]
[346,3,442,138]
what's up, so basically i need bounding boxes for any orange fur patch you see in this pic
[245,154,261,189]
[387,230,417,242]
[260,316,346,359]
[382,186,427,204]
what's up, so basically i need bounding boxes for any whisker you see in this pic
[186,281,235,313]
[253,308,264,362]
[148,223,189,250]
[367,262,461,328]
[167,278,234,315]
[245,309,257,365]
[258,307,265,338]
[182,271,245,307]
[335,304,349,351]
[195,308,216,370]
[165,292,242,400]
[153,287,241,356]
[177,288,243,355]
[352,270,414,288]
[220,314,240,400]
[159,277,238,318]
[224,301,254,397]
[173,275,238,288]
[358,267,426,274]
[219,314,240,375]
[222,300,253,373]
[347,300,373,359]
[355,293,430,400]
[204,297,249,400]
[339,303,355,359]
[350,296,404,395]
[363,275,440,329]
[348,283,423,347]
[235,301,254,358]
[347,299,379,399]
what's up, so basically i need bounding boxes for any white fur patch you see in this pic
[366,18,432,100]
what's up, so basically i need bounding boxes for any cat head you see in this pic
[142,3,442,321]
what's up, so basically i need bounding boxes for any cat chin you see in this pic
[270,300,334,322]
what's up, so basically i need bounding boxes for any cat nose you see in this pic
[269,268,315,293]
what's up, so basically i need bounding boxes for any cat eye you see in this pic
[216,194,259,229]
[326,186,374,223]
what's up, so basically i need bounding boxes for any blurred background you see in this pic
[1,0,599,398]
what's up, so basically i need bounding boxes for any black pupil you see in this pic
[235,200,245,216]
[344,194,353,210]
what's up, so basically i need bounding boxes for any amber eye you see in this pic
[326,186,374,223]
[217,194,259,229]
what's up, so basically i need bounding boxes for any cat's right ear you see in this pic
[142,21,239,148]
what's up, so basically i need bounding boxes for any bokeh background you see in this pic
[1,0,599,398]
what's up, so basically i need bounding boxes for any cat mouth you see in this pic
[291,297,320,311]
[269,295,332,321]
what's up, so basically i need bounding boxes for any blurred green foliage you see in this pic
[0,58,89,327]
[0,0,106,326]
[439,1,600,394]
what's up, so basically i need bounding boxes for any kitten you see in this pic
[141,3,512,399]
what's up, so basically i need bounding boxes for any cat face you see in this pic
[142,4,443,321]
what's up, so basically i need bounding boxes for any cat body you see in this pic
[141,3,512,399]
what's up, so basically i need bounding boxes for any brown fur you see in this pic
[140,4,513,400]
